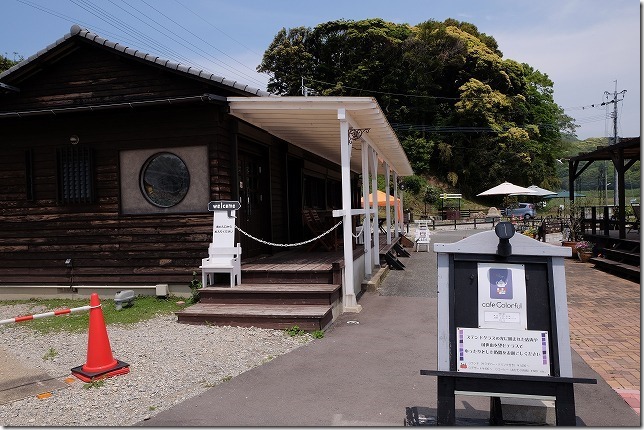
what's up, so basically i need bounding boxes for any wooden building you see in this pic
[0,25,413,317]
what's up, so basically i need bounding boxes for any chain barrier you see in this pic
[352,225,364,239]
[235,220,343,248]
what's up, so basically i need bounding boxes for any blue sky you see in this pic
[1,0,640,140]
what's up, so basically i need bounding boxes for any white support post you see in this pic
[399,182,404,234]
[361,141,372,278]
[385,163,391,244]
[338,109,360,312]
[393,172,400,237]
[370,147,380,267]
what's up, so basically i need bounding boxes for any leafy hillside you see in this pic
[259,18,574,200]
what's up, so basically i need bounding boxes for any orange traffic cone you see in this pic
[71,293,130,382]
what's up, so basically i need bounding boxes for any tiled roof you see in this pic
[0,24,269,97]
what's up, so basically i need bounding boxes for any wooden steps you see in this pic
[241,266,338,284]
[198,284,341,305]
[602,248,640,266]
[176,249,346,330]
[590,257,640,281]
[584,235,640,282]
[176,303,333,330]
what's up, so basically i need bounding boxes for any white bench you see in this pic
[200,244,242,288]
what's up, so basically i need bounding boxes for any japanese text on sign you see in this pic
[457,327,550,376]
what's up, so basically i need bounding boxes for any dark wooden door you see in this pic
[238,149,271,257]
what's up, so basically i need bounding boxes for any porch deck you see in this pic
[176,234,409,329]
[241,233,403,272]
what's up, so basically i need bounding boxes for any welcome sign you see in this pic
[208,200,240,248]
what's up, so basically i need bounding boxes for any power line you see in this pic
[562,103,606,111]
[390,121,565,134]
[16,0,267,89]
[174,0,264,58]
[70,0,202,69]
[97,0,266,87]
[15,0,152,47]
[307,77,463,100]
[137,0,268,87]
[18,0,206,71]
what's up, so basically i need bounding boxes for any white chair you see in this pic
[414,221,431,252]
[200,243,242,288]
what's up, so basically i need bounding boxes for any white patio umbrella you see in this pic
[511,185,557,197]
[477,181,537,196]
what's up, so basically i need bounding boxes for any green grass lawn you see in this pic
[0,296,189,334]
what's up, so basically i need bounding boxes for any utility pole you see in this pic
[602,82,626,206]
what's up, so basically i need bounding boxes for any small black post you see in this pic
[555,382,577,426]
[489,396,505,425]
[436,376,456,425]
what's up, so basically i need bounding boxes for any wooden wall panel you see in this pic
[0,104,227,287]
[0,44,240,113]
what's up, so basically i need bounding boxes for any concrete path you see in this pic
[139,228,640,427]
[0,348,67,405]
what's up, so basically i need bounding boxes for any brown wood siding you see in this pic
[0,42,239,113]
[0,104,229,286]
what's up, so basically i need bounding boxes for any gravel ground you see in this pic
[0,304,312,427]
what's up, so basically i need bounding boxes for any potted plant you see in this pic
[575,240,593,262]
[561,200,584,255]
[522,227,538,239]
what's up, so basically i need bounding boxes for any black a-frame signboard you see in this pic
[424,222,595,425]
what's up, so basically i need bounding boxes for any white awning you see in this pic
[227,96,414,177]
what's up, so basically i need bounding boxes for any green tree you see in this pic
[259,18,575,200]
[0,53,22,73]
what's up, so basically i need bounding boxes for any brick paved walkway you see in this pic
[564,258,641,415]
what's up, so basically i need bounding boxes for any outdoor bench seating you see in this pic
[302,208,341,251]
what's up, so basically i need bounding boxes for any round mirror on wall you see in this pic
[139,152,190,208]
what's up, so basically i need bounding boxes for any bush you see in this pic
[188,271,202,304]
[401,175,425,195]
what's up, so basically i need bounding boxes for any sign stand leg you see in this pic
[436,376,456,425]
[489,396,504,425]
[555,382,577,425]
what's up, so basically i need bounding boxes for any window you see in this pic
[139,152,190,208]
[327,179,341,209]
[56,146,94,204]
[303,174,326,209]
